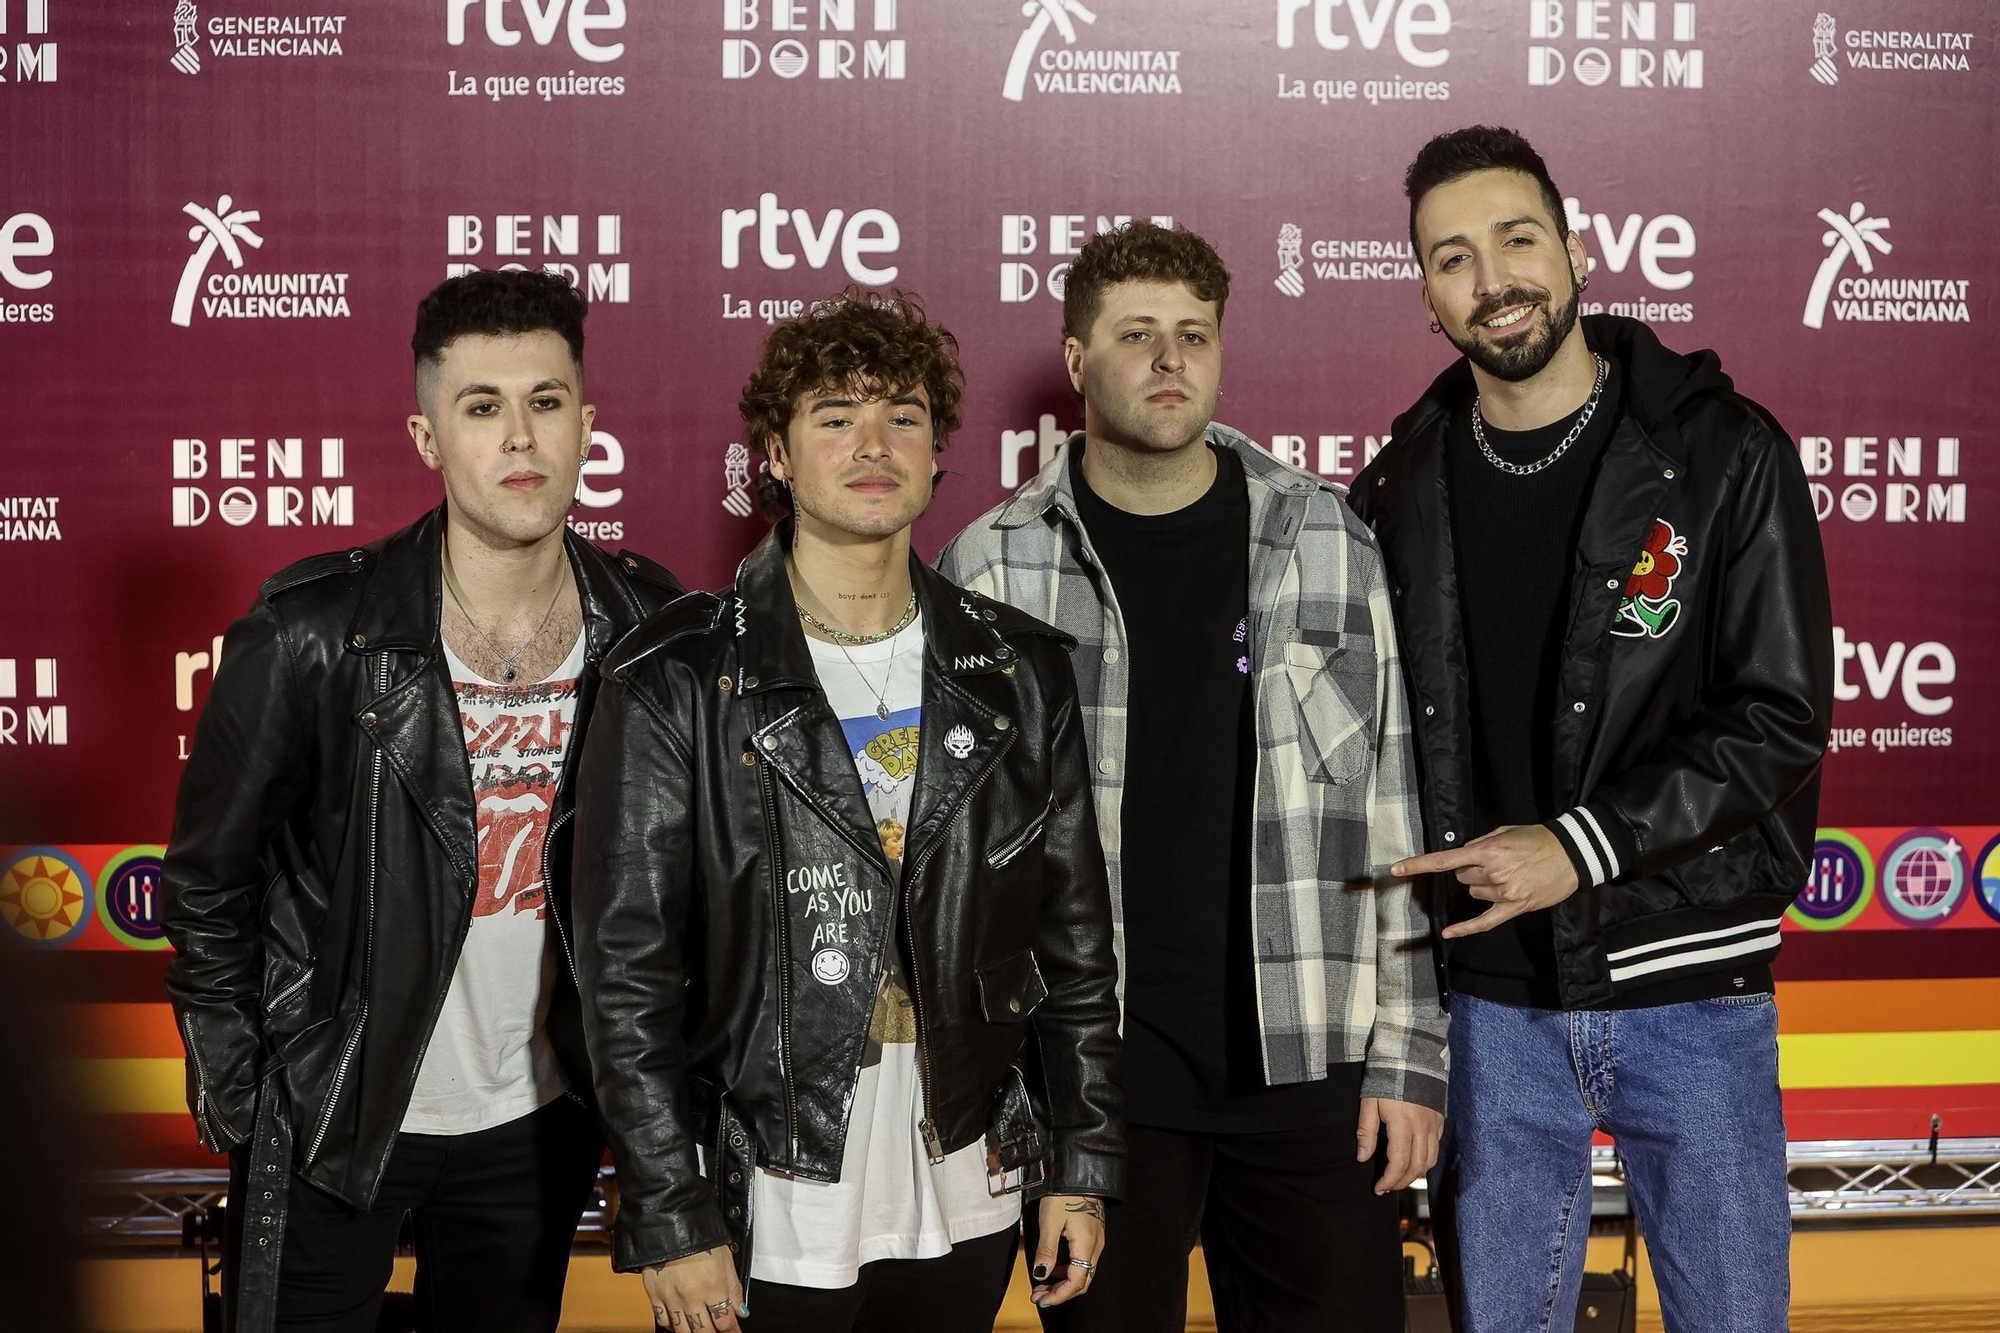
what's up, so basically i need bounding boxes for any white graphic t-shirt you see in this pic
[751,613,1023,1288]
[401,631,585,1135]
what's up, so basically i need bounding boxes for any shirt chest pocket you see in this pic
[1280,631,1376,786]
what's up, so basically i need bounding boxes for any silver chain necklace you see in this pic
[1472,354,1607,477]
[796,588,918,646]
[442,547,565,684]
[830,622,906,722]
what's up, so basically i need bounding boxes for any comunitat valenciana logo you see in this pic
[1803,203,1971,329]
[171,196,351,327]
[1004,0,1181,101]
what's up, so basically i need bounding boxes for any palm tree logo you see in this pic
[1803,202,1889,330]
[172,195,263,328]
[1004,0,1097,102]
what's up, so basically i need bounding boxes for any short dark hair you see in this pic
[737,286,964,519]
[411,269,587,410]
[1061,220,1231,342]
[1404,125,1569,255]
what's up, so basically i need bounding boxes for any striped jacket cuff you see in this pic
[1547,804,1637,889]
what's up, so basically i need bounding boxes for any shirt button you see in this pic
[1103,648,1120,665]
[1663,468,1676,479]
[1424,705,1435,717]
[1574,701,1587,713]
[1444,832,1457,844]
[1098,757,1116,775]
[1606,579,1620,589]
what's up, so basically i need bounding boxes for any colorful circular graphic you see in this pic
[1,846,94,948]
[1790,829,1875,930]
[1877,828,1968,928]
[1974,834,2000,926]
[98,845,170,950]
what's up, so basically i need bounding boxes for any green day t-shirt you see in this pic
[750,613,1022,1288]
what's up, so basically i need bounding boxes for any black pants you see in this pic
[734,1225,1019,1333]
[1026,1120,1403,1333]
[225,1096,603,1332]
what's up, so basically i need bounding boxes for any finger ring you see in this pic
[709,1299,735,1316]
[1068,1257,1094,1271]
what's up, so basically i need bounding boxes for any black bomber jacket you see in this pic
[570,525,1126,1276]
[1350,315,1835,1009]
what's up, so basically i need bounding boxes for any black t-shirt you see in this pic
[1444,359,1624,1010]
[1073,443,1350,1131]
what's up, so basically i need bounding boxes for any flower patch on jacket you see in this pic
[1613,519,1688,639]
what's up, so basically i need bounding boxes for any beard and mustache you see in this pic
[1442,271,1583,383]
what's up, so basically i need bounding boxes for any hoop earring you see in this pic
[1428,318,1442,334]
[1578,274,1590,293]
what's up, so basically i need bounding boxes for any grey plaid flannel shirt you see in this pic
[939,425,1447,1111]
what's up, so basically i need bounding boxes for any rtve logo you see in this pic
[0,657,63,745]
[446,0,625,62]
[722,193,900,284]
[171,437,356,528]
[1275,0,1451,67]
[723,0,905,80]
[447,214,629,303]
[1,211,52,289]
[0,0,56,84]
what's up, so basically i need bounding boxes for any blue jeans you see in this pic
[1441,991,1790,1333]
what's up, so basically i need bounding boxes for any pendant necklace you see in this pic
[443,546,564,684]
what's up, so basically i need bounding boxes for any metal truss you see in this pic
[83,1141,2000,1246]
[83,1168,617,1246]
[1580,1138,2000,1220]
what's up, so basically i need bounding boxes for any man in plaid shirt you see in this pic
[939,222,1446,1332]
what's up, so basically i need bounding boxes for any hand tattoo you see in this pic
[1063,1199,1106,1220]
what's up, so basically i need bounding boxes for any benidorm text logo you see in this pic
[171,196,351,326]
[1,0,57,84]
[1803,204,1970,329]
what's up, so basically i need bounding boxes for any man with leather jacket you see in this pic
[1352,127,1833,1332]
[570,288,1124,1333]
[162,270,684,1332]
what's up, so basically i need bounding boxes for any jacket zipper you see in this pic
[307,652,387,1169]
[268,966,314,1012]
[903,727,1016,1163]
[985,794,1053,870]
[757,756,798,1158]
[542,807,579,982]
[183,1012,225,1149]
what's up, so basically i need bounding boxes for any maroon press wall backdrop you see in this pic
[3,2,1996,1161]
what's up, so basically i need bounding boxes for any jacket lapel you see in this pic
[734,527,892,875]
[345,512,479,889]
